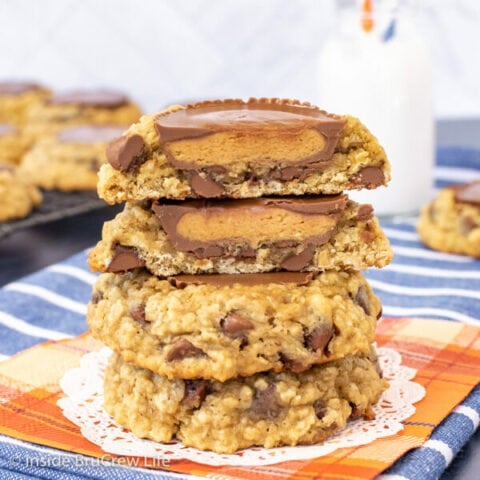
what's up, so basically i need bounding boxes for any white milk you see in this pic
[318,6,434,216]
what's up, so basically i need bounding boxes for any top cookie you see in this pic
[98,98,390,202]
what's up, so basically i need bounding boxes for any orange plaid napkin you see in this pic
[0,317,478,480]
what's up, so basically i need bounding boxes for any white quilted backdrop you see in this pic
[0,0,478,118]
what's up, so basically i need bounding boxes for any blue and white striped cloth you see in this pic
[0,147,479,479]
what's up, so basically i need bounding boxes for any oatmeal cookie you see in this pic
[98,98,390,203]
[0,81,50,126]
[19,125,128,191]
[88,195,392,275]
[104,350,387,453]
[87,270,381,381]
[418,180,480,257]
[25,89,141,138]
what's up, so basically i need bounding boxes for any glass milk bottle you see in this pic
[318,0,434,215]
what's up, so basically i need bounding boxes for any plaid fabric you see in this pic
[0,146,478,479]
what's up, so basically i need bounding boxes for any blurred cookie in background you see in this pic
[0,123,32,165]
[25,89,141,138]
[19,124,128,191]
[417,180,480,258]
[0,81,50,126]
[0,165,42,221]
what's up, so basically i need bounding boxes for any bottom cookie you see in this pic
[104,350,387,454]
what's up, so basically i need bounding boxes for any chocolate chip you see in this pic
[107,244,145,272]
[350,403,375,420]
[182,380,209,408]
[106,134,145,172]
[279,353,309,373]
[377,306,383,320]
[304,324,335,354]
[356,204,374,221]
[90,291,103,304]
[220,312,254,338]
[360,227,375,243]
[313,399,327,420]
[131,303,146,323]
[250,384,281,418]
[350,403,363,419]
[165,339,205,362]
[280,245,315,271]
[355,286,371,315]
[460,215,477,235]
[363,406,375,420]
[353,166,385,188]
[189,172,225,198]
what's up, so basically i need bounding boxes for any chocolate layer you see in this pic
[168,272,315,288]
[47,90,129,108]
[0,82,42,96]
[156,99,344,144]
[57,125,127,144]
[0,123,16,136]
[454,180,480,206]
[152,195,348,259]
[155,98,345,170]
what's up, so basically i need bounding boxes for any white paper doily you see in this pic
[57,347,425,466]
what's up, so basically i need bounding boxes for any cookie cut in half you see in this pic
[98,98,390,202]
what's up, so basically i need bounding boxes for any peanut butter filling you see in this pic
[164,129,327,169]
[176,206,337,247]
[152,195,348,258]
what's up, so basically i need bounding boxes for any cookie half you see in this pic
[88,195,393,275]
[87,270,381,381]
[104,350,387,453]
[418,180,480,257]
[98,98,390,202]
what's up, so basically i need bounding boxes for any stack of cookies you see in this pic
[87,98,393,454]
